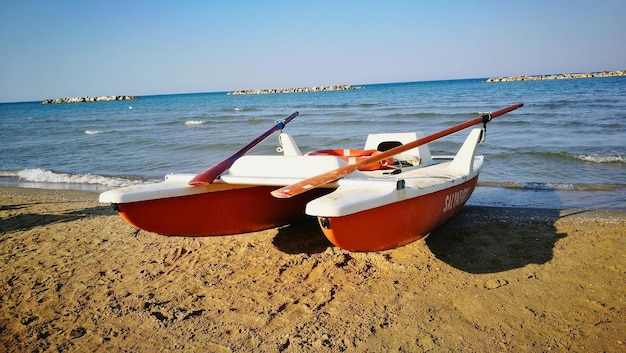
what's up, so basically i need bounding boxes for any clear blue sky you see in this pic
[1,0,624,102]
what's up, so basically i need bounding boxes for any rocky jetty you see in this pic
[486,70,625,82]
[227,84,361,95]
[42,95,138,104]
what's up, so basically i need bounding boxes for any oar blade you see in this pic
[188,159,233,186]
[271,166,353,198]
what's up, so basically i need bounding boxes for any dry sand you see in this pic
[1,186,625,352]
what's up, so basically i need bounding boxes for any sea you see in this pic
[1,77,625,210]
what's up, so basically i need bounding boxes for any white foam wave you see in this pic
[523,182,576,191]
[234,107,243,111]
[480,181,624,192]
[185,120,205,125]
[84,130,107,135]
[576,154,625,163]
[3,169,148,188]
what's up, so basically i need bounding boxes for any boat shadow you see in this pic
[0,203,113,233]
[272,217,332,254]
[425,206,566,274]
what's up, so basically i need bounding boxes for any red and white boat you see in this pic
[99,103,523,251]
[98,132,339,236]
[304,128,483,251]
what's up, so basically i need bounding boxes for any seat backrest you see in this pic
[278,133,303,156]
[448,128,482,174]
[364,132,431,164]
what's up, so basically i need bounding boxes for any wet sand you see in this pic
[1,187,625,352]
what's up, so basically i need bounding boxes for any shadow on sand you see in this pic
[426,206,566,274]
[0,204,113,233]
[272,206,567,275]
[272,217,331,255]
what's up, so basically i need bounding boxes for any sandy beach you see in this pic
[1,186,624,352]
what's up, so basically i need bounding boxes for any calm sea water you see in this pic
[1,78,625,209]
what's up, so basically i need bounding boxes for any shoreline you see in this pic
[3,178,625,210]
[1,186,625,351]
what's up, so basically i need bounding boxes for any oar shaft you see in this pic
[271,103,522,198]
[365,102,523,166]
[189,111,299,185]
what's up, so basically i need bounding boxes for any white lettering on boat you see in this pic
[443,187,472,213]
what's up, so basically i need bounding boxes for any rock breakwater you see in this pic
[42,95,138,104]
[227,84,360,95]
[486,70,625,82]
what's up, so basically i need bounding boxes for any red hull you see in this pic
[317,176,478,251]
[115,186,329,236]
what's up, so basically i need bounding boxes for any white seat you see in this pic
[363,132,431,164]
[228,155,347,179]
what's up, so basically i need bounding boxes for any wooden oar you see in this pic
[271,103,523,198]
[188,111,299,185]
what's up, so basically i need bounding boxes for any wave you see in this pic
[479,181,625,192]
[540,100,571,110]
[3,168,621,194]
[220,107,261,112]
[493,151,626,165]
[0,169,154,188]
[84,130,108,135]
[301,103,377,109]
[545,152,625,164]
[387,112,448,119]
[184,120,206,126]
[246,117,272,125]
[575,154,625,163]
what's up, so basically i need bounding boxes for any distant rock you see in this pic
[486,70,625,82]
[227,85,361,95]
[42,95,138,104]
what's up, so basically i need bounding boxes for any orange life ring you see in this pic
[306,149,395,171]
